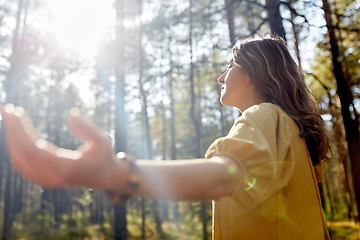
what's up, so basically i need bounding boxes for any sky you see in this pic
[49,0,115,54]
[37,0,116,106]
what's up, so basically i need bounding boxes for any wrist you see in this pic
[106,152,141,202]
[107,154,130,190]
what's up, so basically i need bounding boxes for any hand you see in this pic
[1,104,124,189]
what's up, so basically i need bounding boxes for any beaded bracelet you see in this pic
[105,152,140,203]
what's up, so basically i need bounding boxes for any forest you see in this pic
[0,0,359,239]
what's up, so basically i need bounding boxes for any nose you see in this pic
[217,71,226,84]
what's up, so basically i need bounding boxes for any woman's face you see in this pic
[217,59,252,110]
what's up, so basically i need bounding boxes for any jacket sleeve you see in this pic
[205,104,296,213]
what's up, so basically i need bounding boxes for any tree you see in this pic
[1,0,27,238]
[265,0,286,40]
[224,0,236,46]
[189,1,208,239]
[113,0,128,239]
[322,0,360,219]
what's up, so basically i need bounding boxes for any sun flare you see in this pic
[50,0,114,53]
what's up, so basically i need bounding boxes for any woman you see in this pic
[1,37,330,239]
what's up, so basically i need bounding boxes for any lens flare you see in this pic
[70,107,80,117]
[35,139,47,149]
[56,148,82,160]
[245,177,257,191]
[4,104,14,114]
[228,165,237,174]
[71,151,82,160]
[14,107,25,117]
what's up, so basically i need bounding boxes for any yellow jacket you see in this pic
[205,103,329,240]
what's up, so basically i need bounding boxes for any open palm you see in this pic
[1,104,121,189]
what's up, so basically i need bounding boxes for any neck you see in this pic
[237,89,265,113]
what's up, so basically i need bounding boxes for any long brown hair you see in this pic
[232,36,330,166]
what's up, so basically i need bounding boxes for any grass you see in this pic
[328,221,360,240]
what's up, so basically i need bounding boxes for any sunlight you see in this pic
[50,0,114,53]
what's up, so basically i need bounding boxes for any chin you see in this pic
[220,99,232,107]
[219,97,227,106]
[220,98,240,109]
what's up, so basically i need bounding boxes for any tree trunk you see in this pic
[137,0,163,236]
[246,2,256,37]
[138,0,152,162]
[330,94,355,219]
[40,85,56,226]
[167,35,177,161]
[160,44,170,221]
[1,0,25,238]
[40,188,53,227]
[289,9,302,70]
[189,0,201,163]
[13,0,30,219]
[170,71,180,220]
[265,0,286,40]
[91,190,102,224]
[322,0,360,220]
[137,2,147,239]
[2,161,14,240]
[52,101,64,224]
[15,174,23,214]
[189,1,208,239]
[224,0,236,46]
[113,0,128,239]
[332,1,359,125]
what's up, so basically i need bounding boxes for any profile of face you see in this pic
[217,58,264,112]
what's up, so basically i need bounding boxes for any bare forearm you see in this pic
[119,156,241,201]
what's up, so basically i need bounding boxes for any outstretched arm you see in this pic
[1,104,242,201]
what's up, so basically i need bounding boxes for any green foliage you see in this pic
[11,210,113,240]
[126,199,212,240]
[328,222,360,240]
[75,189,94,207]
[12,210,56,240]
[9,198,213,240]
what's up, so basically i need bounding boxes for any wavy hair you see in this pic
[232,36,330,166]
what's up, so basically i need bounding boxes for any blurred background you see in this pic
[0,0,359,239]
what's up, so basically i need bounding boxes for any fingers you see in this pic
[1,105,50,183]
[1,104,112,188]
[6,136,65,187]
[68,108,110,146]
[1,104,74,187]
[2,105,58,156]
[2,104,40,153]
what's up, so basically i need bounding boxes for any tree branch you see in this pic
[280,1,309,24]
[306,72,332,91]
[247,0,266,9]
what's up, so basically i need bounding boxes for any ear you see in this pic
[246,75,251,84]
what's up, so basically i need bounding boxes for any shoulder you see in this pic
[229,103,297,143]
[233,103,290,128]
[241,102,284,121]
